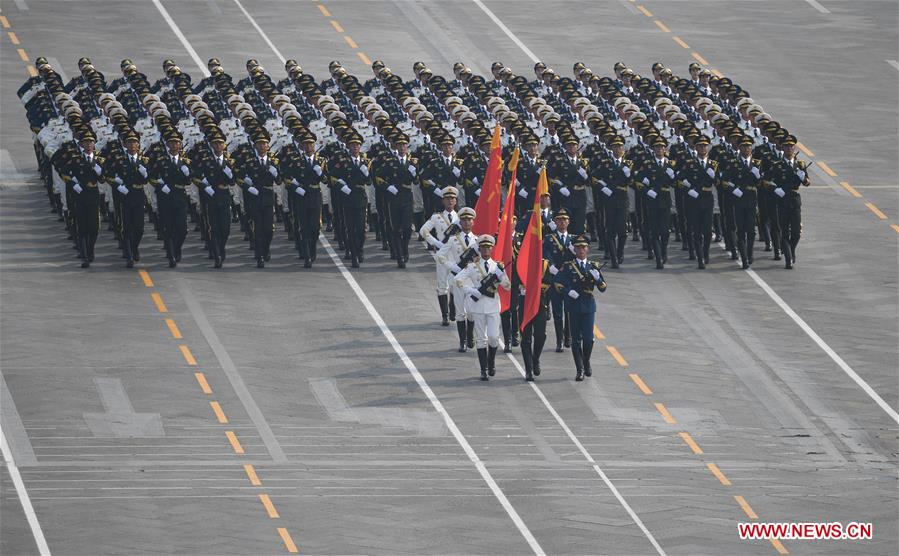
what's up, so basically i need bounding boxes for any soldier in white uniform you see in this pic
[454,234,511,381]
[419,186,460,326]
[436,207,478,352]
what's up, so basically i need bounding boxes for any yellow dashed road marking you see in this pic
[593,325,605,340]
[890,224,899,234]
[259,494,280,518]
[330,19,343,33]
[796,142,815,157]
[27,65,37,77]
[225,431,245,454]
[317,4,330,17]
[179,345,197,366]
[278,527,298,553]
[194,372,212,394]
[0,16,10,29]
[679,431,703,454]
[711,69,723,78]
[817,161,837,177]
[734,495,758,519]
[840,181,862,197]
[17,48,28,62]
[691,52,709,65]
[629,373,653,395]
[655,403,676,424]
[707,463,731,485]
[637,5,653,17]
[654,20,671,32]
[138,269,154,287]
[865,202,888,220]
[673,36,690,49]
[8,31,19,45]
[165,318,182,339]
[344,35,357,48]
[606,345,629,367]
[244,464,262,486]
[770,538,789,554]
[209,401,228,423]
[150,292,167,313]
[357,51,371,65]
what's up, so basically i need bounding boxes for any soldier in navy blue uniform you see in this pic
[376,134,418,268]
[549,136,591,235]
[237,133,281,268]
[149,134,192,268]
[110,132,150,268]
[543,209,574,352]
[635,137,677,269]
[329,134,370,268]
[765,135,810,269]
[58,131,105,268]
[196,134,235,268]
[679,135,718,269]
[723,136,764,269]
[511,136,544,219]
[282,132,326,268]
[595,136,634,268]
[553,235,607,381]
[519,258,552,382]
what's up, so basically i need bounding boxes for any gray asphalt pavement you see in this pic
[1,1,897,555]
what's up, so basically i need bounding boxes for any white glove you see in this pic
[560,186,571,197]
[313,165,322,176]
[223,166,233,178]
[706,167,715,178]
[750,167,760,179]
[450,264,462,274]
[518,189,528,198]
[775,187,786,198]
[138,165,147,178]
[117,184,129,195]
[342,184,353,195]
[602,186,613,197]
[337,178,347,187]
[590,269,601,280]
[515,178,521,187]
[73,183,83,194]
[568,244,577,254]
[732,187,743,198]
[114,176,123,186]
[466,287,481,300]
[243,177,253,186]
[519,287,526,296]
[433,187,443,197]
[622,166,631,177]
[408,165,416,177]
[493,266,505,278]
[552,179,563,187]
[295,186,306,197]
[548,264,559,275]
[682,178,691,187]
[688,189,699,199]
[268,165,278,178]
[431,239,444,249]
[473,177,479,186]
[475,188,481,196]
[181,165,190,177]
[597,179,607,187]
[201,177,210,186]
[665,167,675,178]
[796,170,806,181]
[642,177,650,186]
[93,163,102,175]
[359,165,369,177]
[577,167,588,179]
[161,184,171,194]
[248,186,260,196]
[452,167,461,178]
[647,189,657,199]
[548,221,557,231]
[204,186,215,197]
[567,290,580,300]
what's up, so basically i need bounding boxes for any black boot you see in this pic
[501,314,512,353]
[466,320,475,349]
[438,295,449,326]
[487,346,497,376]
[457,321,467,352]
[653,238,664,269]
[477,348,489,381]
[572,344,585,381]
[448,294,456,321]
[554,319,564,352]
[521,343,534,381]
[583,342,593,377]
[563,314,571,348]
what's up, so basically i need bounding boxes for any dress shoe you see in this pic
[126,259,134,268]
[168,258,176,268]
[214,257,223,268]
[81,261,90,268]
[304,260,312,268]
[256,260,265,268]
[532,361,541,376]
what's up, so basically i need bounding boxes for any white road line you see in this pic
[231,0,287,63]
[504,353,666,555]
[13,0,29,11]
[1,432,51,555]
[151,0,210,78]
[805,0,831,14]
[319,238,544,555]
[471,0,540,63]
[886,60,899,71]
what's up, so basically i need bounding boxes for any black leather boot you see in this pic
[572,344,584,381]
[456,321,467,353]
[477,348,488,381]
[582,342,593,377]
[554,319,564,352]
[487,346,497,376]
[438,295,449,326]
[448,294,456,321]
[466,320,475,349]
[521,343,534,381]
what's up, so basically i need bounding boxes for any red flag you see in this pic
[516,167,547,332]
[495,149,518,312]
[472,125,503,237]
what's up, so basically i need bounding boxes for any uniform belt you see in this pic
[131,184,143,190]
[216,185,229,190]
[744,186,757,191]
[401,183,413,189]
[86,183,98,189]
[660,187,670,192]
[173,185,185,190]
[304,184,321,190]
[701,187,713,192]
[261,185,274,190]
[615,186,627,191]
[573,185,586,191]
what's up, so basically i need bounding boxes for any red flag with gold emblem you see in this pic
[472,125,503,237]
[516,167,547,331]
[495,149,518,312]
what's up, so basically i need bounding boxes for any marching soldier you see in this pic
[437,207,479,352]
[420,136,462,219]
[519,257,552,381]
[462,137,490,207]
[723,136,763,269]
[419,187,460,325]
[635,137,677,269]
[512,136,543,219]
[455,234,511,381]
[680,135,718,269]
[149,134,192,267]
[60,131,105,268]
[378,134,418,268]
[595,136,633,268]
[238,133,280,268]
[554,235,606,381]
[197,134,235,268]
[543,209,574,352]
[110,131,150,268]
[284,132,326,268]
[330,134,369,268]
[549,136,591,235]
[766,135,809,269]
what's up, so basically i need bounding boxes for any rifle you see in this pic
[472,263,504,301]
[442,222,461,243]
[451,246,478,276]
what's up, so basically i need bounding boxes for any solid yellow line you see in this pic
[278,527,299,553]
[817,161,837,177]
[770,538,789,554]
[606,345,629,367]
[840,181,862,198]
[673,36,690,49]
[679,432,703,454]
[330,19,343,33]
[225,431,245,454]
[194,372,213,394]
[711,69,723,78]
[706,463,731,486]
[796,142,815,157]
[629,374,653,395]
[259,494,280,518]
[27,65,37,77]
[17,48,28,62]
[244,464,262,486]
[209,401,228,424]
[150,292,168,313]
[655,403,676,424]
[691,52,709,65]
[653,20,671,32]
[317,4,331,17]
[637,5,653,17]
[357,51,371,66]
[890,224,899,235]
[734,495,758,519]
[593,325,605,340]
[165,319,182,339]
[344,35,357,48]
[865,202,888,220]
[0,16,10,29]
[8,31,19,45]
[179,345,197,366]
[138,269,154,287]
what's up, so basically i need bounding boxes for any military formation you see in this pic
[19,55,810,380]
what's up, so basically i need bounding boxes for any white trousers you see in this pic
[435,262,451,295]
[451,283,469,321]
[473,311,502,349]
